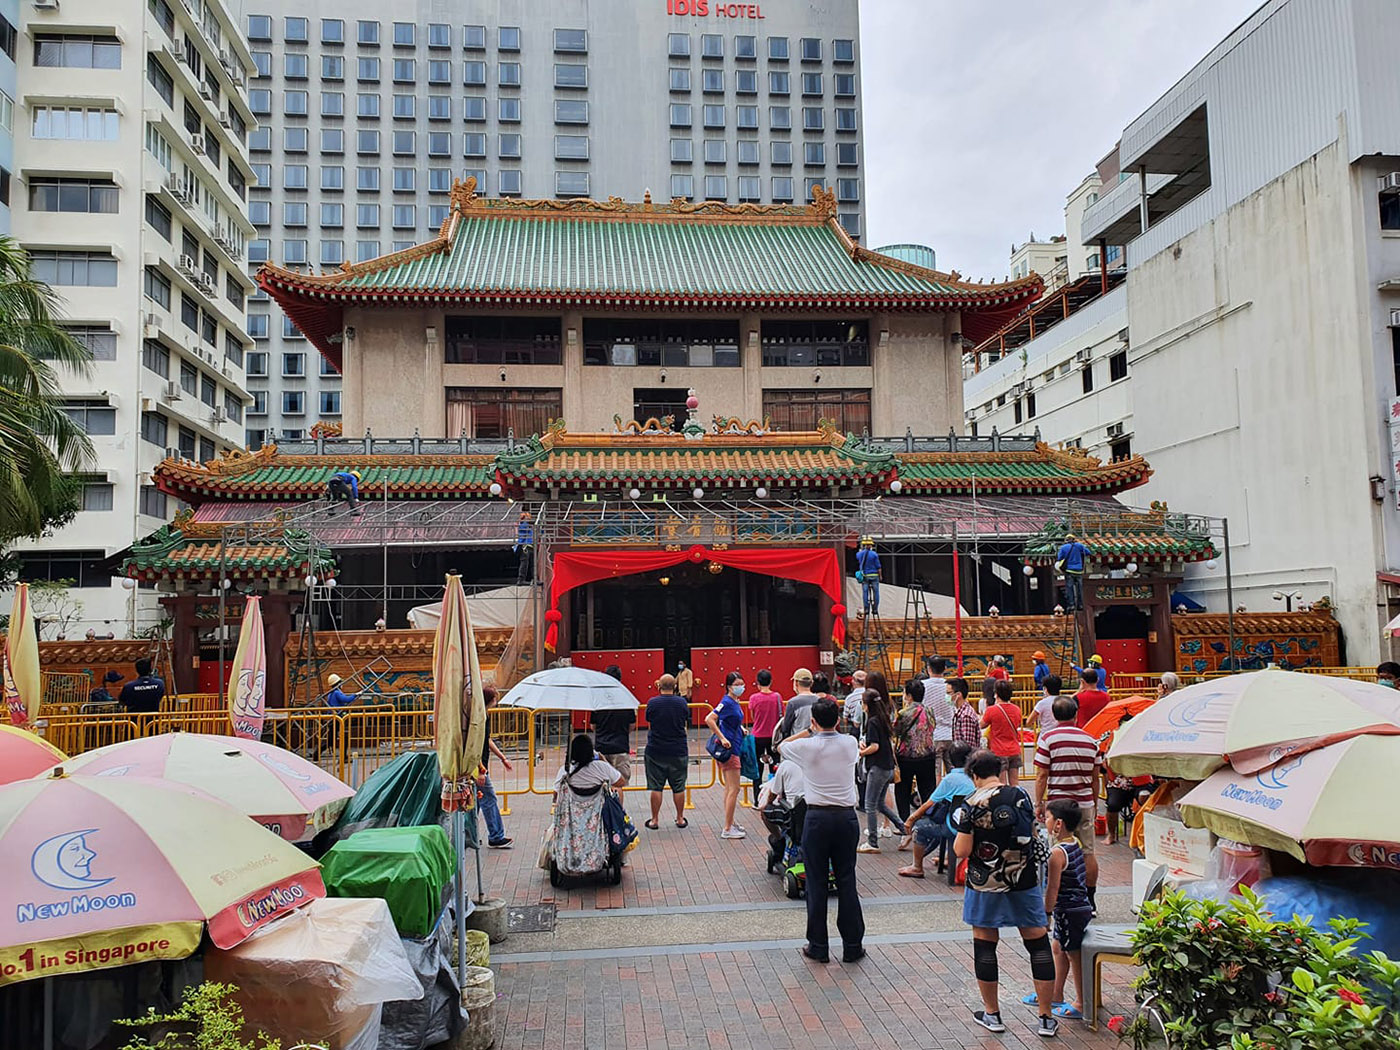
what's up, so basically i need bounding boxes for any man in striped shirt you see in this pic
[922,657,955,773]
[1034,696,1103,910]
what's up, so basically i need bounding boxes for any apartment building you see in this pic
[0,0,15,232]
[231,0,865,447]
[9,0,256,634]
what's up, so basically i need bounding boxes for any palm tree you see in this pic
[0,236,94,547]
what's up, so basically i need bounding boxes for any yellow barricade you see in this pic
[36,714,144,757]
[41,672,90,711]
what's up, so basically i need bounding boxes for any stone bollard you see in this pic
[465,896,508,943]
[458,966,497,1050]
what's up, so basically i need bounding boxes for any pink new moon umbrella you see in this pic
[0,772,324,986]
[47,733,354,842]
[0,725,65,785]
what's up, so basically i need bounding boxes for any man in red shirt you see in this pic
[1034,696,1103,911]
[1073,668,1111,730]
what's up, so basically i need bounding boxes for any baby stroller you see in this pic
[543,780,632,887]
[762,797,837,900]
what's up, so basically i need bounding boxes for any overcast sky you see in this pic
[861,0,1263,279]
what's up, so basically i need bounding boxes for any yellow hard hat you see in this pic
[350,470,362,481]
[1090,654,1103,665]
[860,535,874,545]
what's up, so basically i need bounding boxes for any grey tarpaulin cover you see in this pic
[380,901,469,1050]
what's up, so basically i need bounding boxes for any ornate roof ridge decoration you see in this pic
[1171,610,1337,634]
[1022,509,1218,565]
[309,421,343,438]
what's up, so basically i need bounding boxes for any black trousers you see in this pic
[517,546,534,583]
[894,754,940,821]
[801,806,864,957]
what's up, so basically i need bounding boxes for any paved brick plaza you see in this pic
[475,764,1141,1049]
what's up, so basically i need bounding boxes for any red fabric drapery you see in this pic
[545,545,845,650]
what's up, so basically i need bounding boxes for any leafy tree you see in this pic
[0,236,94,557]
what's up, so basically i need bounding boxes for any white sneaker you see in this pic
[856,843,880,854]
[720,827,747,839]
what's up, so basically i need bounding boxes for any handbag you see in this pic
[705,733,734,764]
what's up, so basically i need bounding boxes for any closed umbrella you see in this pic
[227,595,267,740]
[0,771,324,985]
[0,724,65,785]
[1106,670,1400,780]
[500,666,640,711]
[1178,735,1400,867]
[50,732,354,841]
[4,583,40,728]
[1082,695,1156,744]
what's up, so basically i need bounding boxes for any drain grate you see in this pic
[508,903,557,933]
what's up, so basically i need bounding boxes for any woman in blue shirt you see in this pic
[705,671,747,840]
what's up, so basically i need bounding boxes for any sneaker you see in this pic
[972,1010,1006,1034]
[720,827,746,839]
[856,843,880,854]
[1038,1015,1060,1039]
[487,838,513,849]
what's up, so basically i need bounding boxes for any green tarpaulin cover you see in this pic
[321,825,457,937]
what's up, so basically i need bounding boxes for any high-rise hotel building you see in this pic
[233,0,864,446]
[10,0,256,632]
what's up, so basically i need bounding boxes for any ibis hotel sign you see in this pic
[667,1,767,17]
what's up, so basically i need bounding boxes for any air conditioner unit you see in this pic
[197,274,215,296]
[141,397,156,412]
[1390,308,1400,328]
[218,110,232,128]
[32,0,60,10]
[162,43,180,62]
[143,311,160,328]
[1075,348,1092,364]
[1380,172,1400,193]
[165,174,191,203]
[212,406,228,423]
[163,379,181,399]
[1011,382,1027,397]
[1107,422,1124,438]
[190,135,206,155]
[177,254,198,276]
[165,445,181,460]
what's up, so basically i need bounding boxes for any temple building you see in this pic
[110,183,1340,707]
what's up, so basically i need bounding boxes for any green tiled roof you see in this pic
[897,450,1151,494]
[124,525,337,581]
[158,452,495,501]
[1024,516,1218,565]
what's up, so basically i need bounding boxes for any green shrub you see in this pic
[116,981,327,1050]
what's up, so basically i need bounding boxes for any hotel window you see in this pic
[82,482,114,512]
[762,320,869,367]
[427,133,451,156]
[772,141,792,165]
[702,69,724,93]
[319,240,344,267]
[555,100,588,125]
[29,178,118,213]
[393,22,414,46]
[283,127,308,152]
[322,18,343,44]
[464,96,487,121]
[322,92,344,116]
[285,17,308,42]
[670,68,691,92]
[322,55,343,79]
[804,177,824,200]
[357,20,379,45]
[62,400,117,435]
[320,391,342,415]
[554,28,586,53]
[498,26,520,51]
[498,170,522,196]
[392,204,415,228]
[464,25,486,50]
[668,33,690,57]
[284,91,308,115]
[322,166,344,190]
[32,106,118,140]
[547,135,586,161]
[669,138,692,163]
[283,201,308,226]
[357,57,380,81]
[428,168,452,192]
[428,60,451,84]
[248,89,271,115]
[834,73,855,97]
[245,348,268,374]
[428,96,451,120]
[1110,349,1129,382]
[703,175,727,200]
[703,105,725,129]
[737,176,761,202]
[736,70,758,94]
[764,390,870,434]
[29,251,117,286]
[143,338,171,375]
[251,51,272,78]
[392,130,415,154]
[771,176,794,202]
[800,38,822,62]
[768,37,789,60]
[358,95,381,119]
[836,107,857,131]
[356,130,379,154]
[1082,364,1094,394]
[670,104,692,128]
[247,15,271,40]
[428,24,450,48]
[703,139,726,164]
[33,34,121,69]
[499,97,521,122]
[802,73,822,96]
[769,106,791,130]
[464,132,487,157]
[499,62,521,86]
[139,411,167,447]
[393,59,415,82]
[769,71,789,95]
[803,107,824,130]
[499,133,522,159]
[804,142,825,165]
[283,239,307,264]
[737,140,760,165]
[464,61,487,86]
[140,485,167,518]
[356,240,380,261]
[392,168,415,191]
[555,63,587,88]
[285,53,308,79]
[446,388,563,439]
[283,391,305,415]
[320,202,343,226]
[836,178,859,202]
[246,239,269,263]
[320,128,343,153]
[356,203,379,226]
[735,35,756,59]
[555,171,589,198]
[701,33,723,58]
[65,325,116,361]
[834,39,855,63]
[670,174,694,200]
[837,142,859,166]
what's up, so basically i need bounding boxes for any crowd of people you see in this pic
[524,653,1178,1041]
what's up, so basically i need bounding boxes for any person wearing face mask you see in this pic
[1378,662,1400,689]
[705,671,748,839]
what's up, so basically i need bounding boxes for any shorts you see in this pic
[1072,804,1097,854]
[644,753,688,794]
[1054,907,1093,951]
[720,755,742,771]
[602,752,632,782]
[999,752,1022,774]
[913,816,951,852]
[1106,786,1140,814]
[963,886,1046,930]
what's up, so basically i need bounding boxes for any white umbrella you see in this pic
[499,666,640,711]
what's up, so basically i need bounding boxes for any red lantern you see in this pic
[687,545,706,563]
[831,604,847,618]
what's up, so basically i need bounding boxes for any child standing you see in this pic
[1034,799,1094,1020]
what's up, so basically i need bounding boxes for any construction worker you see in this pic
[515,509,535,584]
[1056,532,1089,610]
[855,536,882,616]
[1031,651,1051,689]
[1073,654,1107,691]
[327,469,362,514]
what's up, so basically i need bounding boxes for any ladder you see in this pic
[855,610,892,682]
[895,583,936,682]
